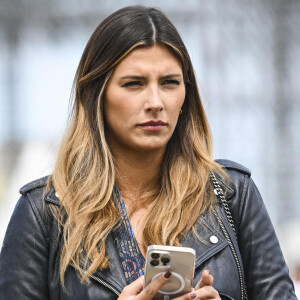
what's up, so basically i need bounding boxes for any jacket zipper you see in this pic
[71,263,121,296]
[90,274,121,296]
[212,209,248,300]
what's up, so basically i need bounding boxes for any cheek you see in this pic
[180,87,186,107]
[104,89,123,116]
[104,94,137,128]
[170,89,185,115]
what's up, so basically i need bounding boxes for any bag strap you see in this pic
[210,172,237,239]
[210,172,248,300]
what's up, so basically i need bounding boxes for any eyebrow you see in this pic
[120,73,183,80]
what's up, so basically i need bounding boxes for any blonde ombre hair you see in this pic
[47,6,225,284]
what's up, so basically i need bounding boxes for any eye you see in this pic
[162,79,181,86]
[122,81,143,87]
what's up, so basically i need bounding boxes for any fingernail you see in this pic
[164,271,172,279]
[189,293,197,299]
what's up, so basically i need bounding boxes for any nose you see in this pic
[144,85,164,112]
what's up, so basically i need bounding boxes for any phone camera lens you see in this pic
[150,259,159,266]
[151,253,160,259]
[161,257,170,265]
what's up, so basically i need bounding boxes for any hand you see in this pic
[174,270,221,300]
[117,271,173,300]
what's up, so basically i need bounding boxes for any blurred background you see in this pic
[0,0,299,293]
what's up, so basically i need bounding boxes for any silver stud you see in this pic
[55,192,59,198]
[210,235,218,244]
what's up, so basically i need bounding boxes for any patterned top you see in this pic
[112,188,145,284]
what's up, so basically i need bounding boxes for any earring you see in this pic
[179,109,182,115]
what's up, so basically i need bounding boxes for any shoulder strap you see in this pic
[210,172,237,239]
[210,172,248,300]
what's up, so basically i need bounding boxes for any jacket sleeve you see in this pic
[0,194,50,299]
[237,175,297,299]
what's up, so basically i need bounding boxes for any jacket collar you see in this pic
[44,186,60,205]
[214,174,235,200]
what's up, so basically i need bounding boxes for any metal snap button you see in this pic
[210,235,218,244]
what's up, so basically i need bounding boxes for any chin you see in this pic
[136,145,165,152]
[133,141,168,153]
[124,135,171,153]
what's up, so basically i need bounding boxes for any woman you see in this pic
[0,5,297,300]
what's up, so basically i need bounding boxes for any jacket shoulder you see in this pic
[14,176,53,243]
[19,175,49,195]
[215,159,251,177]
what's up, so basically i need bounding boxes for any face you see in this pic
[104,44,185,154]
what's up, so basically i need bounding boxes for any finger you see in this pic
[121,276,144,296]
[195,270,214,289]
[172,285,219,300]
[138,271,172,299]
[172,292,193,300]
[128,276,144,294]
[189,285,220,299]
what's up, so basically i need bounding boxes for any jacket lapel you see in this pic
[92,234,127,292]
[45,188,127,292]
[181,210,228,269]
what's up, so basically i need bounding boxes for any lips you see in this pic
[139,120,167,126]
[137,120,167,131]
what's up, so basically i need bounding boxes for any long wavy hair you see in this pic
[48,5,225,284]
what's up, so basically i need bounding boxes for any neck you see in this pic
[113,148,165,206]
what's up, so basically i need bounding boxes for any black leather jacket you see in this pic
[0,160,297,299]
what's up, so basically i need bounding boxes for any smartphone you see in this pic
[143,245,195,300]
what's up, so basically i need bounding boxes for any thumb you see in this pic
[195,270,213,289]
[139,271,172,299]
[127,276,145,294]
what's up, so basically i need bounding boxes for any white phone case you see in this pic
[144,245,195,300]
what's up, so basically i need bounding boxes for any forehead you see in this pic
[112,44,182,75]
